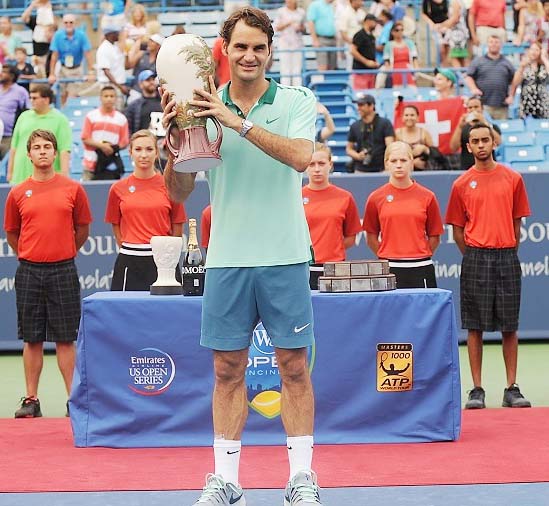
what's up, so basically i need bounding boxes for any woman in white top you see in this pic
[274,0,306,86]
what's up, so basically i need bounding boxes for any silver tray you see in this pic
[319,274,397,292]
[323,260,390,278]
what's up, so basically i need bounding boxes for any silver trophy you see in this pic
[150,236,183,295]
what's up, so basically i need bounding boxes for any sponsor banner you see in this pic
[1,171,548,345]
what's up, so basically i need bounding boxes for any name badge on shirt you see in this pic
[65,55,74,68]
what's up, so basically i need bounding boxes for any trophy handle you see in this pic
[165,122,180,159]
[209,117,223,156]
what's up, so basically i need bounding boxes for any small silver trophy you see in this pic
[150,236,183,295]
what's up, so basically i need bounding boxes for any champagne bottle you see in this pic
[182,218,205,295]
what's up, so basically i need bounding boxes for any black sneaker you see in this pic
[15,397,42,418]
[465,387,486,409]
[66,401,70,417]
[502,384,532,408]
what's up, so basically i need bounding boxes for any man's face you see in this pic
[1,66,14,84]
[351,0,363,10]
[0,18,9,33]
[357,101,374,118]
[101,89,116,109]
[27,137,56,170]
[30,92,49,113]
[487,36,502,55]
[544,1,549,16]
[467,127,494,161]
[222,20,271,84]
[364,19,377,32]
[140,76,157,96]
[466,99,483,115]
[63,16,76,34]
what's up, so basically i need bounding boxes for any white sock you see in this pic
[287,435,314,480]
[213,439,241,485]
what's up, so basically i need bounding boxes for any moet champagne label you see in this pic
[376,343,413,392]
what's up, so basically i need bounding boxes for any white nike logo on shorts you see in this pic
[294,323,311,333]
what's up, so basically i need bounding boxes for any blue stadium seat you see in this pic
[330,113,357,128]
[326,140,347,157]
[503,145,545,163]
[0,153,8,183]
[332,155,351,173]
[322,101,354,115]
[310,80,351,93]
[330,127,349,142]
[534,131,549,148]
[502,132,535,146]
[493,119,525,133]
[510,161,549,172]
[526,118,549,131]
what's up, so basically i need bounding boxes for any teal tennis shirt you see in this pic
[205,79,316,268]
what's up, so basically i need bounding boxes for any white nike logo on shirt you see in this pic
[294,323,311,333]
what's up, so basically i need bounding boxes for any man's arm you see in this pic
[60,150,70,176]
[6,231,19,255]
[111,223,122,246]
[450,114,466,152]
[163,156,197,203]
[366,232,380,256]
[452,225,466,254]
[103,68,129,95]
[6,147,16,182]
[191,76,314,172]
[48,51,59,84]
[428,235,441,254]
[343,235,356,249]
[349,44,377,68]
[84,50,94,79]
[467,9,478,46]
[75,224,89,251]
[464,75,482,96]
[514,218,522,249]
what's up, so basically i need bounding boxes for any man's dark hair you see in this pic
[29,83,54,103]
[100,84,117,94]
[220,6,274,46]
[2,64,17,81]
[467,123,494,141]
[26,129,57,153]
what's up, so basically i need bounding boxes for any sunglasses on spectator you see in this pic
[393,28,403,32]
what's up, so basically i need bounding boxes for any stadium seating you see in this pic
[503,145,545,164]
[502,132,535,147]
[526,118,549,131]
[510,161,549,172]
[494,119,525,133]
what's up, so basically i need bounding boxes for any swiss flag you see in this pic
[394,97,466,155]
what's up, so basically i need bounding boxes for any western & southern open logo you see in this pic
[128,347,176,396]
[246,322,315,419]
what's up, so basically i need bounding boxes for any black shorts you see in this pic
[460,247,522,332]
[388,258,437,289]
[15,259,81,343]
[111,246,181,291]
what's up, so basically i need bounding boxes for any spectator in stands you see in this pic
[81,27,129,110]
[394,104,434,170]
[124,69,162,134]
[4,128,92,419]
[127,33,164,102]
[0,17,22,62]
[363,141,443,288]
[171,25,186,36]
[123,3,147,44]
[375,10,393,64]
[434,67,457,98]
[48,14,94,107]
[303,142,362,289]
[13,47,36,92]
[346,93,395,172]
[100,0,131,31]
[514,0,544,45]
[445,0,470,67]
[81,85,130,181]
[0,64,30,159]
[274,0,306,86]
[449,95,502,170]
[307,0,338,71]
[421,0,450,66]
[542,0,549,47]
[509,42,549,119]
[380,0,406,21]
[465,35,515,119]
[7,84,71,184]
[21,0,55,78]
[382,21,419,88]
[201,204,211,251]
[445,123,532,410]
[350,14,380,90]
[316,101,336,142]
[105,129,185,291]
[337,0,367,70]
[211,36,230,87]
[467,0,506,53]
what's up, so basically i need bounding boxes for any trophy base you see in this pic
[173,154,222,173]
[150,285,184,295]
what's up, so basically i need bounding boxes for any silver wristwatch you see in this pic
[239,119,254,137]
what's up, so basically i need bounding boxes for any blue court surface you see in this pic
[1,483,549,506]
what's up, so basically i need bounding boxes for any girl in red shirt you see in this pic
[363,141,443,288]
[105,130,186,291]
[303,143,362,288]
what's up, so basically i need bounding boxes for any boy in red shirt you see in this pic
[4,129,92,418]
[445,124,531,410]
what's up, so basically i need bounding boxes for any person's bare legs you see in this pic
[467,329,483,387]
[501,331,518,387]
[23,342,44,397]
[56,342,76,395]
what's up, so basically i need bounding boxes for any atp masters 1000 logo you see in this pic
[377,343,413,392]
[128,347,176,396]
[246,322,315,419]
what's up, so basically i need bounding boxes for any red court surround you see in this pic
[1,408,548,492]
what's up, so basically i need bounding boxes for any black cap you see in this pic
[354,94,376,105]
[364,14,378,22]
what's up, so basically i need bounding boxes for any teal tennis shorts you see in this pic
[201,263,314,351]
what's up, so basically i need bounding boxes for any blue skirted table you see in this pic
[70,289,461,447]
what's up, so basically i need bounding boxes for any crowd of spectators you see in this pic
[0,0,547,181]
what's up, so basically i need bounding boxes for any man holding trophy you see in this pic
[158,6,321,506]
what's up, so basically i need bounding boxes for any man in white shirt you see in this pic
[337,0,366,69]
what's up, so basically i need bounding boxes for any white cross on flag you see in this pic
[394,97,466,155]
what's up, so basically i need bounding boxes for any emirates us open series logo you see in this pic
[246,322,315,419]
[128,347,176,395]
